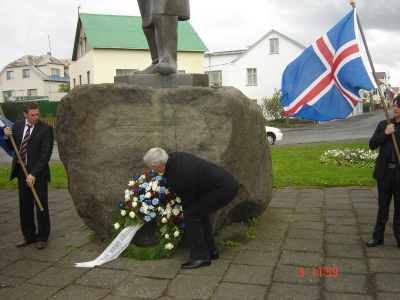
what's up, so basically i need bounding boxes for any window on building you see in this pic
[87,71,90,84]
[372,88,378,95]
[270,38,279,54]
[247,68,257,85]
[206,71,222,86]
[178,70,186,74]
[27,89,37,97]
[3,90,15,101]
[116,69,137,76]
[6,71,14,80]
[22,69,30,78]
[79,75,82,85]
[83,35,86,54]
[51,68,60,76]
[73,78,76,87]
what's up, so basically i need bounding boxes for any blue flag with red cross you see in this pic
[280,9,377,121]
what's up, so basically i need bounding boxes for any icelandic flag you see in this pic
[0,116,14,157]
[280,9,377,121]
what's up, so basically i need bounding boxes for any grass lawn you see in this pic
[0,141,377,189]
[271,141,376,188]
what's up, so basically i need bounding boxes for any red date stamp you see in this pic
[298,266,339,278]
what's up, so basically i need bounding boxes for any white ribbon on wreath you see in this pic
[74,224,143,268]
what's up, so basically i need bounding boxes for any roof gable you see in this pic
[72,13,208,60]
[6,54,67,67]
[232,29,306,63]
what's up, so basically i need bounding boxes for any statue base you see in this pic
[114,73,209,87]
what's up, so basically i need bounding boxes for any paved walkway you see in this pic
[0,187,399,299]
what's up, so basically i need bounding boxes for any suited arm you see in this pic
[30,126,54,178]
[369,121,390,150]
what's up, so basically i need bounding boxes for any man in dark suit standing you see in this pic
[143,147,240,269]
[4,102,54,249]
[367,94,400,248]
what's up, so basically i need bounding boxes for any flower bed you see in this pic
[319,148,377,168]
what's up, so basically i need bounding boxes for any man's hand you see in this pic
[26,174,36,187]
[385,124,395,135]
[4,126,12,137]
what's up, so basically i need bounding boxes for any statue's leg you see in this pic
[134,27,159,74]
[153,15,178,75]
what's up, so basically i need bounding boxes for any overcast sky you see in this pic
[1,0,399,87]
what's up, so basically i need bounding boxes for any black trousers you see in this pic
[185,215,218,261]
[16,164,50,242]
[373,168,400,245]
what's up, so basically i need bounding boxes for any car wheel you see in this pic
[267,134,275,145]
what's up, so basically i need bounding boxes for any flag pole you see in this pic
[0,106,44,211]
[350,0,400,164]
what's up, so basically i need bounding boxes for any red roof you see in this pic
[6,54,69,67]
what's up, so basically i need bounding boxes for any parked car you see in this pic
[265,126,283,145]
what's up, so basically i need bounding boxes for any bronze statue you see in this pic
[135,0,190,75]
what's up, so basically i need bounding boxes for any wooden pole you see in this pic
[0,106,44,211]
[350,1,400,165]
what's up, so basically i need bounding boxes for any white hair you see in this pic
[143,147,168,166]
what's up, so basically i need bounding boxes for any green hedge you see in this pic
[0,101,60,122]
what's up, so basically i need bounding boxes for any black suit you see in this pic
[6,119,54,243]
[369,118,400,245]
[165,152,240,260]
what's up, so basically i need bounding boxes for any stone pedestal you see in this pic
[56,83,273,238]
[114,73,209,87]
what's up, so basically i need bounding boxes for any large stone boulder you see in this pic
[56,83,273,239]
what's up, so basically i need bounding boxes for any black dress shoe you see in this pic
[210,251,219,260]
[366,239,384,247]
[181,259,211,269]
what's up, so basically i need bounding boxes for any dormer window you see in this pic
[51,68,60,76]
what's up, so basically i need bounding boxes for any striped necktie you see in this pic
[20,125,32,165]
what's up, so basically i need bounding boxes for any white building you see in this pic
[204,30,306,105]
[0,54,70,102]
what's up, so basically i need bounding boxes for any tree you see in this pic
[58,82,70,93]
[261,89,284,121]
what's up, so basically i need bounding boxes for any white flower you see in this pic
[165,234,170,239]
[175,197,181,203]
[165,243,174,250]
[129,211,135,218]
[172,208,180,216]
[145,192,152,198]
[161,217,167,223]
[174,231,180,237]
[128,181,135,186]
[114,222,120,229]
[155,186,160,192]
[133,197,138,202]
[132,201,138,208]
[125,189,130,194]
[120,210,127,216]
[125,194,130,200]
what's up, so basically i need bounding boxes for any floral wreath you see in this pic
[113,170,185,260]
